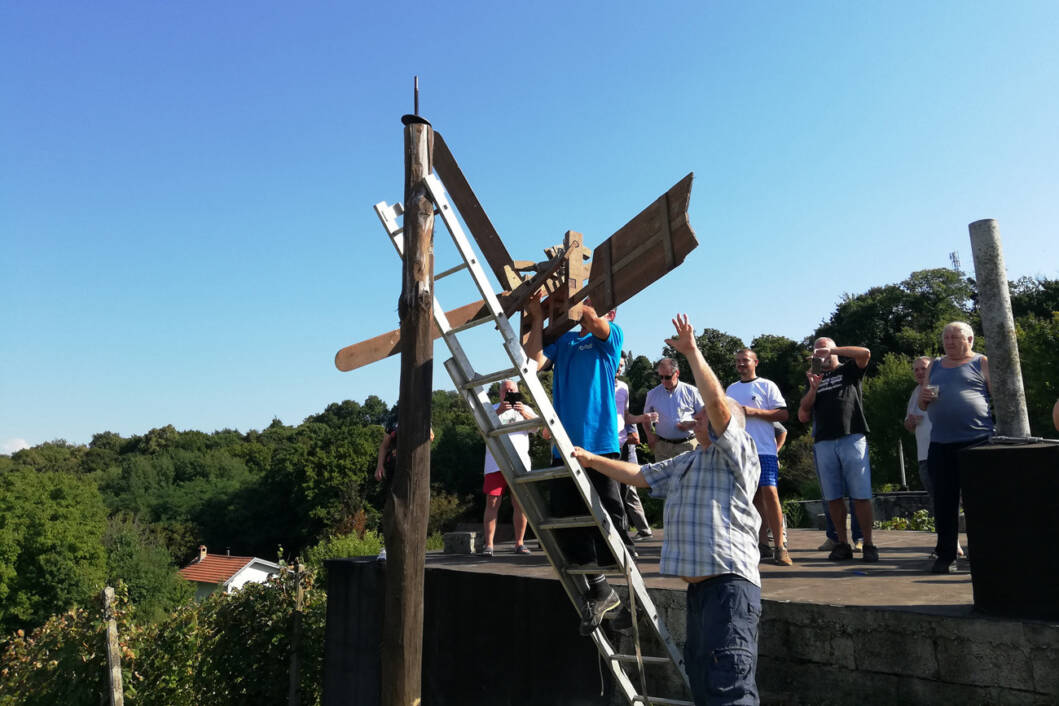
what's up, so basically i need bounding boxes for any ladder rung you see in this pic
[461,367,519,390]
[566,564,626,576]
[633,697,693,706]
[487,417,543,436]
[435,262,469,280]
[608,655,673,665]
[538,515,597,531]
[447,313,496,335]
[512,465,568,483]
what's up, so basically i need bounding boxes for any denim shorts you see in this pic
[684,575,760,705]
[813,433,872,501]
[757,455,778,487]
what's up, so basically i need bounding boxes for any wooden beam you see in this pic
[433,131,519,289]
[381,119,434,706]
[334,299,494,372]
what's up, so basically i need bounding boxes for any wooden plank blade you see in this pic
[433,131,520,290]
[538,173,696,345]
[587,172,695,314]
[334,299,491,372]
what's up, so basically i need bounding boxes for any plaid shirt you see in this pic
[641,423,761,586]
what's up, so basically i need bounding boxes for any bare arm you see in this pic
[917,359,935,411]
[375,432,392,481]
[832,345,871,369]
[572,447,649,487]
[798,372,820,423]
[744,406,789,423]
[665,314,730,435]
[980,355,992,399]
[521,290,547,370]
[774,427,788,452]
[579,302,611,340]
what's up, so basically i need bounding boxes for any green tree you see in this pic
[815,268,975,364]
[104,515,193,623]
[861,353,918,489]
[1017,313,1059,436]
[663,328,746,387]
[0,470,107,634]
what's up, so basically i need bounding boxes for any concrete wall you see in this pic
[759,601,1058,705]
[324,564,1059,705]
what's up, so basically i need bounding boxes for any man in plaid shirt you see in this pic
[573,313,762,705]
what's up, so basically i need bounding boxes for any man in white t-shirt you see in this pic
[726,348,792,565]
[481,380,543,557]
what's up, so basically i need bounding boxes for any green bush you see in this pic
[874,508,935,532]
[1,569,324,706]
[782,499,808,529]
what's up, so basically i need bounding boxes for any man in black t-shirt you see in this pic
[797,337,879,562]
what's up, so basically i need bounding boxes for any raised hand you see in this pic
[666,313,696,356]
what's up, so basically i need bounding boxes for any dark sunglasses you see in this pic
[657,371,678,379]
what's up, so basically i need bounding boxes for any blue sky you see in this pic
[4,2,1058,450]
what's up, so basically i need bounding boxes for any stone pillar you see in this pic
[968,219,1031,437]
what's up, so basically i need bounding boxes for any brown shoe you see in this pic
[774,547,793,566]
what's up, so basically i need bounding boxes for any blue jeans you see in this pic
[685,575,760,706]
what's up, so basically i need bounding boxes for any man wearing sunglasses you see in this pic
[642,357,704,461]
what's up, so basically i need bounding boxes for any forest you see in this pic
[2,267,1057,703]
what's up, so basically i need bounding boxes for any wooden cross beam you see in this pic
[334,140,696,371]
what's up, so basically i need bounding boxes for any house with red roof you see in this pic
[179,545,281,600]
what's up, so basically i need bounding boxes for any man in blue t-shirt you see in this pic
[524,293,626,635]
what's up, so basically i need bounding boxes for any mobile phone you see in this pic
[506,392,524,404]
[811,357,823,374]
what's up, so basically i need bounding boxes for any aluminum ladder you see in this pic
[372,173,693,706]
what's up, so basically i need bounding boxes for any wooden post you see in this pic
[381,115,434,706]
[288,562,304,706]
[102,586,124,706]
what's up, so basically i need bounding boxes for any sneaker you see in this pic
[634,529,654,541]
[862,543,879,563]
[828,542,854,561]
[481,547,494,558]
[514,544,531,555]
[853,539,864,552]
[931,558,956,574]
[773,547,793,566]
[579,587,621,636]
[625,546,639,560]
[759,543,773,560]
[818,537,839,552]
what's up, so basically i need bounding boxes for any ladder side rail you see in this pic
[425,175,510,318]
[378,185,691,700]
[425,177,690,691]
[443,359,579,590]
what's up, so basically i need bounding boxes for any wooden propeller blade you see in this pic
[433,132,521,290]
[334,300,492,372]
[540,173,697,344]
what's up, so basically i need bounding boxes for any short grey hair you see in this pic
[657,357,678,373]
[943,321,974,340]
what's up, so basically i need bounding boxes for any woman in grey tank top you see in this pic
[917,322,994,574]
